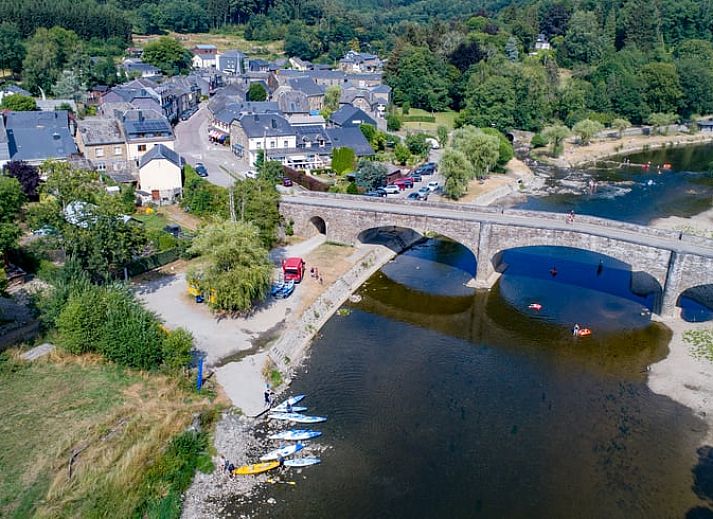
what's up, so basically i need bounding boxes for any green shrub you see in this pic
[162,328,194,372]
[531,133,548,148]
[401,115,437,123]
[387,114,401,132]
[346,182,359,194]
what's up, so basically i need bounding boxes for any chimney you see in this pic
[271,118,277,129]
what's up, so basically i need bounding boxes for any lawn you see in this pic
[401,108,459,133]
[134,211,171,233]
[0,352,217,518]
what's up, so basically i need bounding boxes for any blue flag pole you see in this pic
[197,357,204,391]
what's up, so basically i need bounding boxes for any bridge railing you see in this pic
[284,191,713,247]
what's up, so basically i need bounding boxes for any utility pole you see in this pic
[228,186,236,222]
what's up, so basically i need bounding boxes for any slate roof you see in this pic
[329,105,376,127]
[2,85,32,97]
[287,77,324,97]
[326,127,374,156]
[121,109,173,141]
[275,89,310,114]
[238,113,294,138]
[139,143,182,169]
[4,110,78,162]
[371,84,392,94]
[214,102,280,124]
[78,117,124,146]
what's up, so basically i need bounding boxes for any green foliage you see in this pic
[332,147,356,174]
[188,220,272,313]
[386,113,402,131]
[322,85,342,119]
[161,328,194,372]
[405,133,431,157]
[394,143,411,165]
[346,182,359,194]
[647,112,678,134]
[481,127,514,167]
[531,133,548,148]
[0,22,25,74]
[572,119,604,145]
[142,36,192,75]
[542,124,570,157]
[683,329,713,360]
[440,148,473,199]
[355,160,388,190]
[181,166,228,218]
[0,94,36,111]
[0,176,25,255]
[0,267,7,294]
[451,126,500,179]
[233,178,281,248]
[385,45,451,111]
[258,160,284,185]
[247,82,268,101]
[437,126,449,148]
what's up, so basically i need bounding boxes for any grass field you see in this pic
[134,211,171,233]
[401,108,459,133]
[0,351,217,518]
[132,30,284,59]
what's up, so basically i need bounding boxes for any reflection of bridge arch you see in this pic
[677,284,713,321]
[280,193,713,316]
[492,246,663,312]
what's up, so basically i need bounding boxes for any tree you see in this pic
[449,40,486,71]
[562,11,608,65]
[676,57,713,117]
[405,133,431,157]
[505,37,519,62]
[572,119,604,145]
[91,57,120,87]
[451,126,500,179]
[0,176,24,256]
[187,220,273,313]
[247,82,268,102]
[611,118,631,138]
[386,113,401,131]
[52,70,86,102]
[437,126,449,148]
[232,178,281,247]
[332,147,356,174]
[322,85,341,119]
[481,128,514,168]
[394,143,411,165]
[0,22,25,75]
[640,62,683,114]
[541,124,570,157]
[22,27,85,96]
[355,160,387,190]
[461,73,517,131]
[620,0,662,49]
[142,36,192,75]
[647,112,678,134]
[3,161,40,201]
[384,45,451,111]
[440,149,472,199]
[0,94,36,111]
[258,160,284,185]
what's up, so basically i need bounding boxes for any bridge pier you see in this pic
[661,252,682,317]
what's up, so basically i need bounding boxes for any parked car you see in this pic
[393,178,413,189]
[245,170,258,179]
[32,226,57,237]
[375,187,388,197]
[418,186,430,197]
[365,190,386,197]
[282,177,293,187]
[195,163,208,177]
[384,184,400,195]
[408,172,422,183]
[179,107,198,121]
[427,180,440,192]
[407,191,428,201]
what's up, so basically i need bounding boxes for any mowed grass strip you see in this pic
[0,351,216,519]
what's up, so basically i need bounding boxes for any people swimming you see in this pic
[550,266,558,277]
[596,260,603,276]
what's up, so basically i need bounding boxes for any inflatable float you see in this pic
[574,328,592,337]
[528,303,542,311]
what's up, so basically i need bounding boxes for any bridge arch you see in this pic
[677,285,713,322]
[310,216,326,235]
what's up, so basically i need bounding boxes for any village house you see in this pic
[76,117,128,174]
[231,113,297,166]
[339,51,383,73]
[329,105,377,128]
[191,44,218,69]
[217,50,248,75]
[118,108,175,163]
[138,144,184,204]
[1,111,78,166]
[122,58,162,79]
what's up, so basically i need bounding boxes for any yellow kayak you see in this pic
[234,461,280,475]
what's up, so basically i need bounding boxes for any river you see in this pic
[222,146,713,518]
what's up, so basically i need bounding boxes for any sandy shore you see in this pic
[649,318,713,445]
[540,131,713,168]
[456,158,535,206]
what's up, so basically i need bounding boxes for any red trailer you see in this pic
[282,257,305,283]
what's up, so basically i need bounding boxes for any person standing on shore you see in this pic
[264,385,272,407]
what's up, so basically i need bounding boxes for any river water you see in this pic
[223,146,713,518]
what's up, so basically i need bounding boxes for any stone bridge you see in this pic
[280,192,713,317]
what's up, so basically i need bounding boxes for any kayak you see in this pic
[284,457,321,468]
[234,461,280,475]
[273,394,306,410]
[272,405,308,413]
[268,413,327,424]
[269,430,322,441]
[260,443,304,461]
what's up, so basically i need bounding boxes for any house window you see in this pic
[114,146,122,156]
[283,140,288,148]
[270,141,276,148]
[138,144,147,152]
[96,162,106,171]
[95,148,104,158]
[256,142,262,149]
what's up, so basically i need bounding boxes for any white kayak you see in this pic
[272,405,308,413]
[260,443,304,461]
[268,413,327,424]
[284,457,321,468]
[269,430,322,441]
[273,394,306,409]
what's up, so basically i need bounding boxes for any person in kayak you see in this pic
[286,402,293,413]
[573,323,580,336]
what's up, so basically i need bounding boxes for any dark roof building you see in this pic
[139,143,182,168]
[329,105,377,128]
[326,127,374,157]
[3,110,78,164]
[239,113,294,138]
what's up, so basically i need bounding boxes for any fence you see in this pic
[124,248,180,278]
[282,166,331,192]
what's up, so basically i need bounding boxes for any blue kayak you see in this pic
[268,413,327,424]
[269,430,322,441]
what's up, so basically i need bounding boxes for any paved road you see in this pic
[174,105,247,188]
[282,193,713,258]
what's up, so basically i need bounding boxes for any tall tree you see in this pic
[640,62,682,114]
[572,119,604,145]
[0,176,24,256]
[3,161,40,201]
[562,11,608,65]
[322,85,342,119]
[440,148,472,199]
[0,22,25,75]
[247,82,268,101]
[142,36,192,75]
[187,220,273,313]
[542,124,570,157]
[0,95,37,111]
